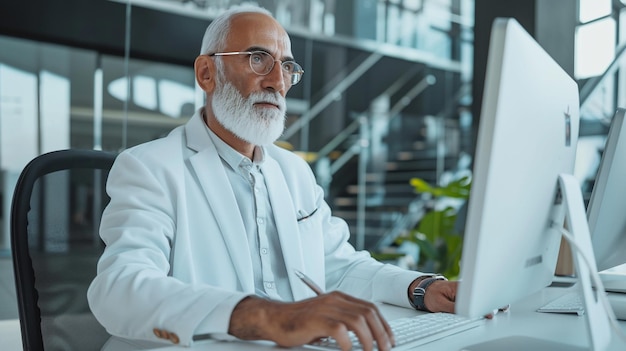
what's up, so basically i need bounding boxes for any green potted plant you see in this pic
[398,174,471,279]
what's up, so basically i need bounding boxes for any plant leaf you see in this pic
[409,178,434,194]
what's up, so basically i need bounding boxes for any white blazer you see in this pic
[88,111,422,347]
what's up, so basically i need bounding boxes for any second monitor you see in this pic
[587,108,626,292]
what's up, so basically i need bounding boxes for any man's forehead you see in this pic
[226,12,292,54]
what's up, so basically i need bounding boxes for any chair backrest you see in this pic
[11,149,117,351]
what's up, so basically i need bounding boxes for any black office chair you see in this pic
[11,149,117,351]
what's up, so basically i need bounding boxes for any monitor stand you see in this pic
[559,174,613,351]
[463,174,614,351]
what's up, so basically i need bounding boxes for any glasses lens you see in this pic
[248,51,304,85]
[282,62,303,85]
[249,52,272,75]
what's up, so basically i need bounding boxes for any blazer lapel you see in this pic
[261,157,311,300]
[185,113,254,293]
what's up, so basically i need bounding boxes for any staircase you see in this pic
[325,113,466,253]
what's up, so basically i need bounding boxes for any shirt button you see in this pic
[257,218,264,224]
[261,248,268,254]
[265,282,272,289]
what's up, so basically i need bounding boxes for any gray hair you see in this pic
[199,5,273,55]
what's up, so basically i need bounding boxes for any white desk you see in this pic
[123,286,626,351]
[6,286,625,351]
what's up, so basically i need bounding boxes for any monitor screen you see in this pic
[455,18,580,318]
[587,108,626,272]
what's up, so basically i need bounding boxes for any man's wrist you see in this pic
[229,296,272,340]
[408,275,447,311]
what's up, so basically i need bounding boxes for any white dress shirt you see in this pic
[206,128,293,301]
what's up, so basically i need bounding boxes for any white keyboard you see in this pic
[308,313,484,350]
[537,291,585,316]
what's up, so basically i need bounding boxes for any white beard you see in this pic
[211,81,287,146]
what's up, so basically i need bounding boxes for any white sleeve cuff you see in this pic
[193,293,251,341]
[372,265,427,309]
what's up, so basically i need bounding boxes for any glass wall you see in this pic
[0,34,196,251]
[0,35,194,153]
[576,0,615,79]
[576,0,626,195]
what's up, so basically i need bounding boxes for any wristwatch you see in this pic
[411,275,447,312]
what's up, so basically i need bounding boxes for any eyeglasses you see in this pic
[209,51,304,85]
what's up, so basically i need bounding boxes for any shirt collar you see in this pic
[204,121,266,171]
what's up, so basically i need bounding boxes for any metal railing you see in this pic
[312,73,437,250]
[579,42,626,126]
[580,43,626,107]
[282,51,384,141]
[373,81,472,251]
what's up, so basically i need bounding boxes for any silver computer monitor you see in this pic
[587,108,626,292]
[455,18,580,318]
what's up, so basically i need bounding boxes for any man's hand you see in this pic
[424,280,459,313]
[229,291,395,351]
[421,280,507,319]
[422,280,458,313]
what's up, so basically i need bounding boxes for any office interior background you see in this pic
[0,0,624,321]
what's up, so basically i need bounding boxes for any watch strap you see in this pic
[411,275,446,312]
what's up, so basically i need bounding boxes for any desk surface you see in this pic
[132,286,626,351]
[4,286,625,351]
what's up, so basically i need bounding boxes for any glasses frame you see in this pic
[209,51,304,85]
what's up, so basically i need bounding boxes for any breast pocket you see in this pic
[297,207,318,222]
[296,207,325,266]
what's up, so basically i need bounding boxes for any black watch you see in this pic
[411,275,447,312]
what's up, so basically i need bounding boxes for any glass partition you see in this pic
[0,34,195,252]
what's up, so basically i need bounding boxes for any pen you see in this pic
[294,269,324,295]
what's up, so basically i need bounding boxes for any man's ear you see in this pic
[194,55,216,93]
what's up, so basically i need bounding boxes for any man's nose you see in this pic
[262,61,287,93]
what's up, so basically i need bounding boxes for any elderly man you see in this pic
[88,5,458,351]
